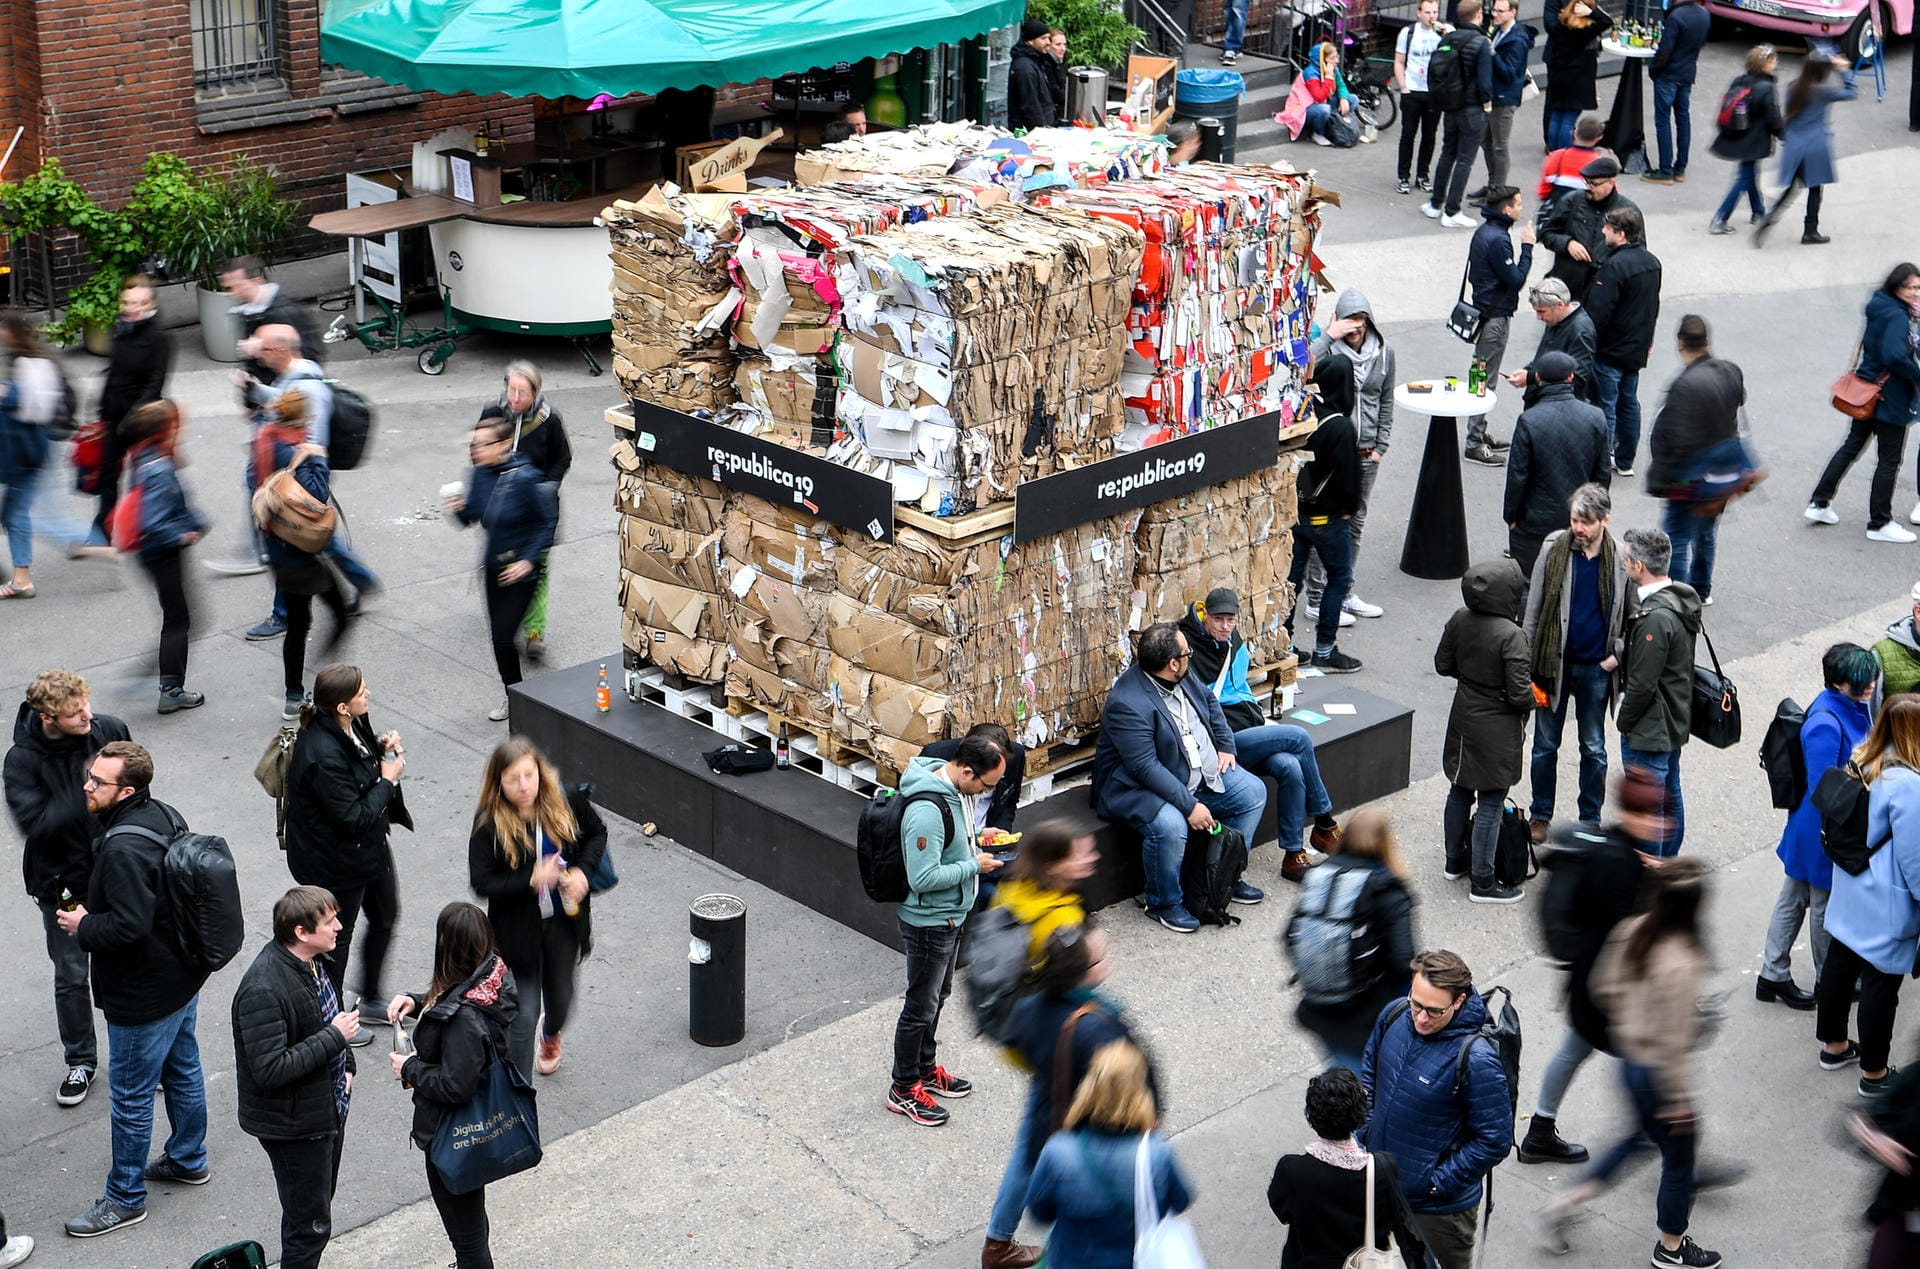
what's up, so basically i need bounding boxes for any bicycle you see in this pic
[1278,0,1400,132]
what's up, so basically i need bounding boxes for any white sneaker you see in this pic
[488,699,511,722]
[1804,503,1839,525]
[1868,522,1918,543]
[1301,603,1357,628]
[1441,212,1478,229]
[1343,594,1385,619]
[1910,500,1920,524]
[1311,132,1332,146]
[0,1235,33,1268]
[1420,202,1443,220]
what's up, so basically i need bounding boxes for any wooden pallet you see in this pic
[724,696,895,796]
[893,500,1015,543]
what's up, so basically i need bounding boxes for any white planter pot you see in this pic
[196,284,243,361]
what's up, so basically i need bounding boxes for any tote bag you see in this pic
[1134,1133,1205,1269]
[427,1040,542,1195]
[1342,1153,1399,1269]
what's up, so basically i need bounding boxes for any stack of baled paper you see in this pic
[603,187,742,416]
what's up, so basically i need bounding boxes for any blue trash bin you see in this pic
[1174,69,1245,162]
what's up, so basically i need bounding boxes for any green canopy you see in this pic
[321,0,1025,100]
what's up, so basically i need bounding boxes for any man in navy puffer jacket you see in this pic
[1360,949,1513,1269]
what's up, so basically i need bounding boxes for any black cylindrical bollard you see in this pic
[688,893,747,1047]
[1196,117,1224,163]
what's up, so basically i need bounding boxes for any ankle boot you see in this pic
[1518,1115,1590,1164]
[982,1236,1043,1268]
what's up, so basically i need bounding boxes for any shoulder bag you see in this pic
[1133,1132,1205,1269]
[1690,624,1741,750]
[1342,1152,1399,1269]
[426,1030,542,1194]
[1831,341,1889,421]
[251,457,337,554]
[1446,261,1483,344]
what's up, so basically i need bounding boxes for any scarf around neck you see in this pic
[1533,530,1617,694]
[1305,1136,1369,1171]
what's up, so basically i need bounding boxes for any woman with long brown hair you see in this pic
[1292,808,1417,1076]
[468,736,606,1078]
[1818,695,1920,1093]
[1756,52,1856,246]
[1541,0,1613,150]
[386,902,517,1269]
[253,390,354,718]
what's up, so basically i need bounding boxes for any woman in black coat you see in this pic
[1709,45,1784,233]
[1268,1067,1425,1268]
[468,736,605,1080]
[387,902,517,1269]
[1542,0,1613,149]
[1293,809,1417,1075]
[284,663,411,1023]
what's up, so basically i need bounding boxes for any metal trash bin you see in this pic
[1066,67,1108,125]
[688,893,747,1047]
[1196,117,1225,162]
[1174,68,1245,162]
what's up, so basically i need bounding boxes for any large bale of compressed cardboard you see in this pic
[611,438,731,680]
[604,188,742,416]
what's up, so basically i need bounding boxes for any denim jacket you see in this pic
[1026,1128,1193,1269]
[128,445,208,561]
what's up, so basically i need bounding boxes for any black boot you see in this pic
[1755,976,1817,1010]
[1518,1115,1590,1164]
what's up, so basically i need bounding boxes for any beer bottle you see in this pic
[596,664,611,714]
[776,723,791,769]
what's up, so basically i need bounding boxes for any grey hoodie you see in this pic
[1309,288,1395,455]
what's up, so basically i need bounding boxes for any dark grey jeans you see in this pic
[1466,314,1511,449]
[890,918,962,1090]
[41,898,98,1069]
[1307,457,1381,606]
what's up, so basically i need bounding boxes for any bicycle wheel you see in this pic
[1357,84,1398,131]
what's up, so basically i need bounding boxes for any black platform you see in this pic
[511,659,1413,949]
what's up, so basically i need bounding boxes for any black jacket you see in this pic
[231,941,355,1141]
[399,953,519,1148]
[1045,53,1069,125]
[5,701,130,903]
[1584,242,1663,371]
[1618,580,1702,752]
[469,785,608,979]
[78,792,207,1026]
[455,451,558,571]
[1433,26,1494,108]
[99,315,172,430]
[1708,72,1783,163]
[1294,857,1417,1061]
[1547,822,1652,1052]
[1009,42,1059,130]
[1647,355,1744,494]
[478,400,572,487]
[236,286,323,385]
[1524,305,1598,402]
[1542,4,1613,112]
[1268,1149,1426,1269]
[1540,187,1640,300]
[1467,208,1534,318]
[1504,382,1609,535]
[919,737,1026,830]
[284,715,412,891]
[1299,411,1363,520]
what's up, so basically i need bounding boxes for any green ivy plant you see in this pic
[0,158,146,342]
[1025,0,1145,72]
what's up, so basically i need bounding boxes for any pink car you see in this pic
[1703,0,1912,62]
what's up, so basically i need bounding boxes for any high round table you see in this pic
[1600,40,1657,175]
[1395,381,1497,580]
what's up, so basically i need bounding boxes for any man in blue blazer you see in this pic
[1093,622,1269,932]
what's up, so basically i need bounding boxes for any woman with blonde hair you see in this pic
[1817,695,1920,1094]
[254,389,353,718]
[1025,1038,1194,1269]
[1292,808,1417,1074]
[468,736,606,1077]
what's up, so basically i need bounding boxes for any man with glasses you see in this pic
[1539,155,1639,303]
[1094,622,1269,933]
[55,741,212,1239]
[1359,949,1513,1269]
[4,669,131,1109]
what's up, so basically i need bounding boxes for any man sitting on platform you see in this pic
[922,723,1026,835]
[1177,587,1340,885]
[1093,622,1269,933]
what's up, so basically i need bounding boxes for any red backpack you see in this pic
[1717,81,1753,133]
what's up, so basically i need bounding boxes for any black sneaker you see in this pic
[65,1198,146,1238]
[1470,880,1525,904]
[1415,176,1432,192]
[926,1064,973,1099]
[1311,648,1363,674]
[1862,1066,1898,1097]
[1396,178,1412,194]
[1820,1041,1861,1071]
[56,1065,94,1107]
[1443,859,1469,881]
[1652,1235,1721,1267]
[886,1081,950,1125]
[144,1156,211,1186]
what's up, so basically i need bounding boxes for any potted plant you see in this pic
[136,154,298,360]
[1023,0,1144,74]
[0,157,146,351]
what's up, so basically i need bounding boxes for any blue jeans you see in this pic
[1529,661,1612,824]
[988,1082,1045,1239]
[1234,724,1332,850]
[891,919,961,1089]
[1286,518,1353,653]
[2,462,40,568]
[1224,0,1249,51]
[1651,76,1692,173]
[1544,108,1580,151]
[1140,765,1268,911]
[1662,500,1718,601]
[1595,361,1643,470]
[1587,1061,1696,1236]
[1713,160,1765,223]
[106,997,208,1207]
[1620,742,1684,856]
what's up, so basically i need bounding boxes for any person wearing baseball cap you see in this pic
[1504,277,1597,402]
[1538,152,1640,302]
[1178,588,1341,884]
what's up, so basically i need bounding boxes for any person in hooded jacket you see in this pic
[283,664,411,1036]
[1435,557,1533,903]
[1617,527,1700,856]
[1502,352,1609,578]
[1541,1,1613,150]
[1008,20,1058,130]
[477,361,570,665]
[4,668,129,1107]
[387,902,518,1269]
[1708,45,1785,234]
[254,391,355,720]
[1807,264,1920,538]
[467,737,606,1081]
[1755,643,1875,1012]
[1359,949,1513,1269]
[1179,587,1340,884]
[1293,809,1417,1074]
[120,401,209,714]
[446,416,559,722]
[1286,353,1365,674]
[1873,581,1920,699]
[1306,290,1395,622]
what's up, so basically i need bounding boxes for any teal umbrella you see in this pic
[322,0,1025,100]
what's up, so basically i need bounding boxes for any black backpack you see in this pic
[322,381,375,471]
[1180,822,1247,927]
[1283,864,1380,1005]
[105,813,245,975]
[1812,761,1880,875]
[1716,78,1754,134]
[856,788,955,904]
[1496,802,1537,888]
[1759,699,1842,811]
[964,904,1035,1042]
[1425,32,1472,112]
[1537,827,1604,964]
